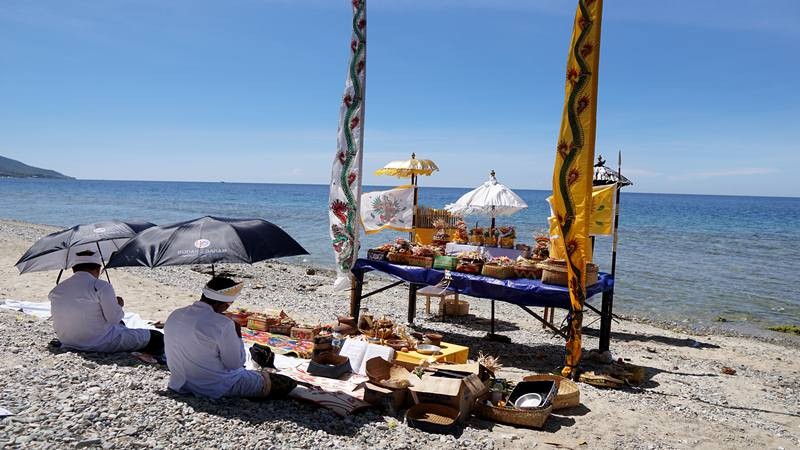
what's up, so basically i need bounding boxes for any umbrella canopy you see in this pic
[593,155,632,187]
[444,170,528,218]
[15,220,155,274]
[105,216,308,269]
[374,153,439,178]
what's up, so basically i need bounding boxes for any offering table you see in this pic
[349,258,615,348]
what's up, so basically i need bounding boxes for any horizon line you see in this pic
[3,176,798,199]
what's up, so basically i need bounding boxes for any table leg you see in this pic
[599,289,614,352]
[484,298,511,343]
[407,283,419,325]
[349,270,364,318]
[491,298,496,335]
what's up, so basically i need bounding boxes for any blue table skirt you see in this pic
[352,258,614,310]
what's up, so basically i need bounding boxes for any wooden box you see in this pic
[291,325,321,341]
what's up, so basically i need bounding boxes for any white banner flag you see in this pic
[360,185,414,234]
[328,0,367,292]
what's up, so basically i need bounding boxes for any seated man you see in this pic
[48,250,164,355]
[164,277,295,400]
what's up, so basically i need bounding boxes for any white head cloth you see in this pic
[202,281,243,303]
[71,250,103,267]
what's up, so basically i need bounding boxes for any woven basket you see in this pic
[541,260,599,287]
[365,357,411,390]
[481,264,516,279]
[442,299,470,316]
[406,403,459,433]
[499,237,515,249]
[482,236,497,247]
[522,374,580,410]
[268,323,294,335]
[246,315,269,331]
[407,255,434,268]
[514,263,542,279]
[367,249,388,261]
[387,252,411,265]
[475,394,552,428]
[455,261,483,275]
[468,234,483,246]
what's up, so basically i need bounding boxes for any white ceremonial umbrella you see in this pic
[445,170,528,229]
[593,154,632,187]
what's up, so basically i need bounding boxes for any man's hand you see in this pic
[116,296,125,307]
[233,321,242,338]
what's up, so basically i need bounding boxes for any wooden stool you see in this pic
[416,285,459,314]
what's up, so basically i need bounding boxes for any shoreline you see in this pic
[3,217,796,347]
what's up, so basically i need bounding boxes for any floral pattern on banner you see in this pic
[360,185,414,234]
[329,0,367,291]
[550,0,604,378]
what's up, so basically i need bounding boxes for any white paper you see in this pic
[339,339,395,376]
[358,344,394,376]
[339,339,368,374]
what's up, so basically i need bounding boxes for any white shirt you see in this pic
[164,301,248,399]
[48,271,150,353]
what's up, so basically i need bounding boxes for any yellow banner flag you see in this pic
[590,183,616,236]
[550,0,604,378]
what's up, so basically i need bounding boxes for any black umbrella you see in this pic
[105,216,308,270]
[15,219,156,283]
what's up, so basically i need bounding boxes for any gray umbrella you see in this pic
[105,216,308,271]
[15,220,156,282]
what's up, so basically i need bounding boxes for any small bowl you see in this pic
[514,393,543,409]
[385,339,409,351]
[416,344,441,355]
[424,333,443,346]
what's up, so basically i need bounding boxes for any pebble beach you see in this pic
[1,219,798,449]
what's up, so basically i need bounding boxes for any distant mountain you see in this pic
[0,155,74,179]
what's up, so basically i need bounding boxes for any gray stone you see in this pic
[76,437,102,448]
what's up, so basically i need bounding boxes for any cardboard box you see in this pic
[290,325,320,341]
[407,373,487,423]
[428,363,492,382]
[363,382,408,415]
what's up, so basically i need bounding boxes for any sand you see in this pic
[0,219,798,449]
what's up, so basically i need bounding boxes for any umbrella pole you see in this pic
[56,269,63,285]
[95,243,112,284]
[211,263,215,277]
[610,151,623,279]
[410,173,418,242]
[600,150,623,352]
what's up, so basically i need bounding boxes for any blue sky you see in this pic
[1,0,798,196]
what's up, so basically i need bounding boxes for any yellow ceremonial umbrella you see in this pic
[374,153,439,178]
[374,153,439,240]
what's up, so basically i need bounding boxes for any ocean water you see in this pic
[2,178,798,332]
